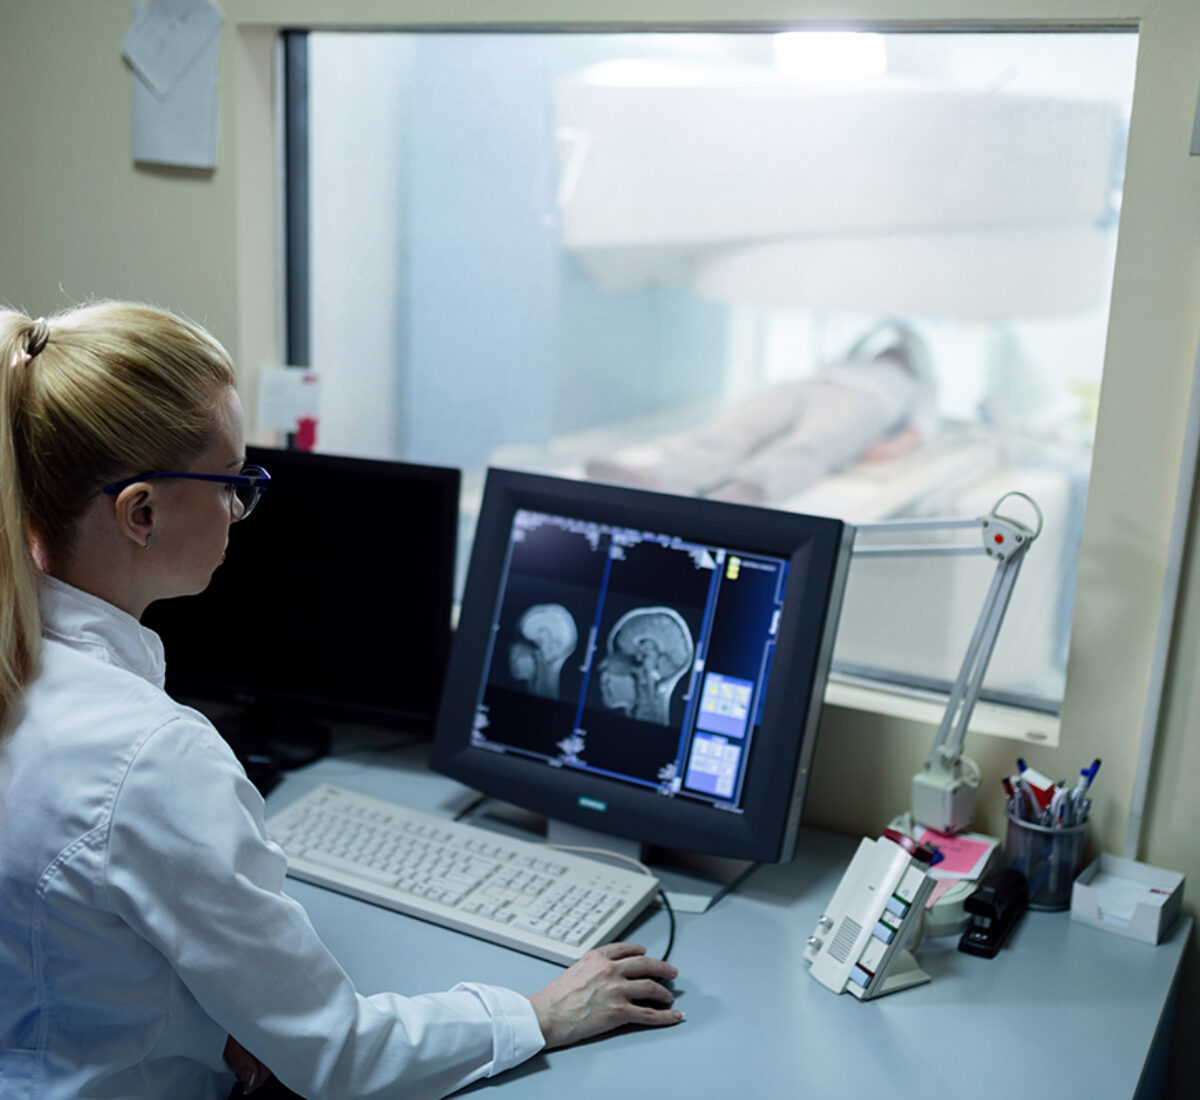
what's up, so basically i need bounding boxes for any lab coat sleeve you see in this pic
[103,715,546,1099]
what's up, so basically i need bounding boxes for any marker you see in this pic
[1010,775,1037,820]
[1070,759,1100,801]
[1049,785,1069,827]
[1069,759,1100,824]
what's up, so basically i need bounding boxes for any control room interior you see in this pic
[2,0,1199,1093]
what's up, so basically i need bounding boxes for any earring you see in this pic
[145,534,155,550]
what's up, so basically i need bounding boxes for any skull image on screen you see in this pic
[597,606,695,725]
[508,603,578,699]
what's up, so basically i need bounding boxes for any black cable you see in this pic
[325,734,425,761]
[656,889,676,963]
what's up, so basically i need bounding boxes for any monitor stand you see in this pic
[461,800,757,913]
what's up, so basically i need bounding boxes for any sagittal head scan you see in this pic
[598,606,695,725]
[508,603,578,699]
[465,498,827,815]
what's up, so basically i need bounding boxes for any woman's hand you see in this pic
[527,941,683,1049]
[223,1034,272,1095]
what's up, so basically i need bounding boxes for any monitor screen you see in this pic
[143,446,459,734]
[432,468,851,863]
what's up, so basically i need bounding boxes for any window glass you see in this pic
[298,29,1137,714]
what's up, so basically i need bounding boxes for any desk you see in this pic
[268,747,1189,1100]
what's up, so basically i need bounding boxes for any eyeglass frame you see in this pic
[102,464,272,520]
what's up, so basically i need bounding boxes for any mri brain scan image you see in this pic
[508,603,579,699]
[597,606,695,725]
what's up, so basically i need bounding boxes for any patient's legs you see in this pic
[707,379,895,504]
[586,383,811,496]
[586,329,929,502]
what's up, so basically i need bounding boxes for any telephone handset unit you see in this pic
[804,829,936,1000]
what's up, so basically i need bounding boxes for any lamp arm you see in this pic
[848,493,1041,834]
[928,550,1026,770]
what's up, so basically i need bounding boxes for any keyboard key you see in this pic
[303,848,399,887]
[268,784,659,965]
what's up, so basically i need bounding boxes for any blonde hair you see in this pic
[0,301,237,731]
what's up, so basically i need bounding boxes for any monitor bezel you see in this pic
[432,467,852,863]
[148,445,461,734]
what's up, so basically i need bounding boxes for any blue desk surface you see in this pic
[267,747,1190,1100]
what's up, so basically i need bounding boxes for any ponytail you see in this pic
[0,314,46,732]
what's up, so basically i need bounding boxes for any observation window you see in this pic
[282,28,1138,721]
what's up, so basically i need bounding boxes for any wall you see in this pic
[308,34,413,457]
[1,0,1198,1090]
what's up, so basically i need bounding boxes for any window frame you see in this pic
[276,21,1146,746]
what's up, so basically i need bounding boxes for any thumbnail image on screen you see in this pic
[473,508,789,814]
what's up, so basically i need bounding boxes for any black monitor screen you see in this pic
[143,446,459,733]
[432,469,851,863]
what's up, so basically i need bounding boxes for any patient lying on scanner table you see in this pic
[586,322,937,506]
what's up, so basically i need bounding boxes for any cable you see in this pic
[655,888,676,963]
[326,731,426,760]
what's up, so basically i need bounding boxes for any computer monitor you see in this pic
[432,468,852,868]
[143,447,460,766]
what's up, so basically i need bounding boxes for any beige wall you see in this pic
[3,0,1198,1088]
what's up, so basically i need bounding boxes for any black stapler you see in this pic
[958,868,1028,958]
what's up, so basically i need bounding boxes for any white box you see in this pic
[1070,854,1184,945]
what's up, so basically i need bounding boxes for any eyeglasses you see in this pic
[102,464,271,521]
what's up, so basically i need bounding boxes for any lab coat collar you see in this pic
[39,573,167,690]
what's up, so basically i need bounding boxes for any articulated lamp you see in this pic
[850,492,1043,835]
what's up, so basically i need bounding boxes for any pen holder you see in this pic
[1004,810,1085,911]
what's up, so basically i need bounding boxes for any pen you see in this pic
[1015,775,1033,820]
[1061,789,1072,826]
[1069,759,1100,824]
[1071,758,1100,799]
[1013,759,1032,819]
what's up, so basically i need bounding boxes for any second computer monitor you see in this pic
[143,446,459,735]
[432,468,852,864]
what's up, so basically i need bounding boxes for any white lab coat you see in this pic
[0,575,544,1099]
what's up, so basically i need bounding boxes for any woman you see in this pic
[0,302,681,1099]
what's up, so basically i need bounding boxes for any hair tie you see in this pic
[26,318,49,360]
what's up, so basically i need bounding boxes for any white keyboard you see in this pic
[267,784,660,965]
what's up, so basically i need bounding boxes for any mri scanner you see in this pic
[492,57,1126,703]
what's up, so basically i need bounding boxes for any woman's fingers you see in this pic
[528,943,684,1049]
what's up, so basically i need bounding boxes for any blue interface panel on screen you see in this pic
[432,469,853,866]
